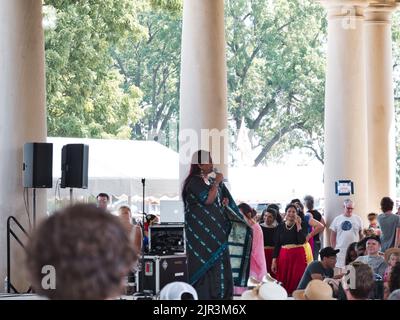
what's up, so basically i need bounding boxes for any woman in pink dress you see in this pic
[234,203,267,295]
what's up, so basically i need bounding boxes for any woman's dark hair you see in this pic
[26,204,137,300]
[356,238,367,256]
[268,204,280,212]
[146,214,157,223]
[290,199,304,219]
[238,203,256,219]
[182,150,210,200]
[268,204,282,224]
[389,262,400,293]
[285,204,298,213]
[345,242,358,265]
[261,206,282,225]
[261,208,276,220]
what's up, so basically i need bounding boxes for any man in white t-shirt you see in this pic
[329,199,363,269]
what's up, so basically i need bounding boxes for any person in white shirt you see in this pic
[330,199,363,269]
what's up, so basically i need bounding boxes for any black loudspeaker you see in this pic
[23,143,53,188]
[61,144,89,189]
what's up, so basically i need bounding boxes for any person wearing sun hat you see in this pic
[293,279,336,300]
[159,282,198,300]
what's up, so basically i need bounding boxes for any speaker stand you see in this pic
[132,178,153,300]
[69,188,73,205]
[32,188,36,229]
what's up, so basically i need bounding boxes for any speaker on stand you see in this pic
[60,144,89,204]
[23,142,53,229]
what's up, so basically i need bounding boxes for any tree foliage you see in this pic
[44,0,145,138]
[44,0,400,188]
[111,7,182,149]
[149,0,182,13]
[225,0,326,166]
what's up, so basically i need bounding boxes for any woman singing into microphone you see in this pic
[182,150,252,299]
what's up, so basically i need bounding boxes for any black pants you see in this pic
[313,240,321,261]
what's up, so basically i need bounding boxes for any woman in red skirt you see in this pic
[271,204,309,295]
[260,207,280,279]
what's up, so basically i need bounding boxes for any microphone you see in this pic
[212,168,228,183]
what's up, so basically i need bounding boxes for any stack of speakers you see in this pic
[23,142,89,189]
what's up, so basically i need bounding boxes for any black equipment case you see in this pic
[149,223,186,255]
[138,254,188,295]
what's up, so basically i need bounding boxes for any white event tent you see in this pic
[46,137,324,207]
[47,137,180,199]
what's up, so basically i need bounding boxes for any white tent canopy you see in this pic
[47,137,179,198]
[46,137,324,203]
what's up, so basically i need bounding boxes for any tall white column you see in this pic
[179,0,229,186]
[321,0,369,240]
[0,0,47,292]
[364,1,397,213]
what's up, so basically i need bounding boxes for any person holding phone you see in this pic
[271,204,309,295]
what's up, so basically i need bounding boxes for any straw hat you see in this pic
[384,247,400,263]
[292,280,336,300]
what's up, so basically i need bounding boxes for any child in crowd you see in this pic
[384,250,400,283]
[363,213,381,237]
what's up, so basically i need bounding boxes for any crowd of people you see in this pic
[23,149,400,300]
[181,150,400,300]
[238,197,400,300]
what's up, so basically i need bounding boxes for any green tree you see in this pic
[45,0,328,162]
[150,0,182,13]
[225,0,326,166]
[112,6,182,150]
[44,0,144,138]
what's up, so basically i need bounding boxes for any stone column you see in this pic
[0,0,47,292]
[364,1,397,213]
[321,0,369,241]
[179,0,229,187]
